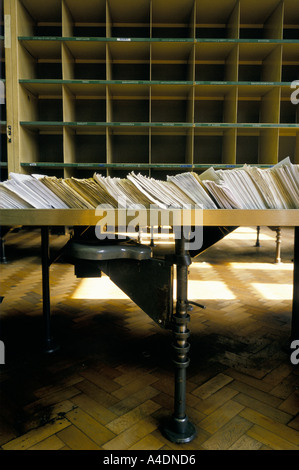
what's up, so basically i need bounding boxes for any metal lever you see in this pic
[188,300,206,310]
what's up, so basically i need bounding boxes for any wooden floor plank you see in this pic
[198,400,245,434]
[75,380,119,408]
[1,419,71,450]
[79,368,121,393]
[192,373,234,400]
[70,394,118,425]
[23,387,82,415]
[106,400,161,434]
[102,416,158,450]
[278,391,299,416]
[201,416,253,450]
[288,415,299,431]
[239,408,299,446]
[228,434,263,450]
[195,386,239,415]
[108,386,159,417]
[0,421,17,447]
[27,434,65,450]
[128,434,164,450]
[229,380,283,408]
[111,374,159,400]
[65,408,116,447]
[247,425,299,450]
[57,425,102,450]
[233,393,293,424]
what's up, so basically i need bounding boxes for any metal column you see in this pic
[162,233,196,443]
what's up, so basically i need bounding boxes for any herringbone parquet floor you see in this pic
[0,226,298,451]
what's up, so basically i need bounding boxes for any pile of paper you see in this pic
[214,168,268,209]
[93,173,152,209]
[272,163,299,208]
[37,176,94,208]
[0,158,298,210]
[195,157,299,210]
[71,177,120,208]
[0,173,69,209]
[243,159,299,209]
[127,172,196,209]
[200,181,242,209]
[167,172,218,209]
[0,184,33,208]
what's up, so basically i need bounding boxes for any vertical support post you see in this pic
[0,226,8,263]
[0,236,7,263]
[291,227,299,342]
[275,227,281,263]
[162,232,196,444]
[41,226,58,354]
[255,226,261,247]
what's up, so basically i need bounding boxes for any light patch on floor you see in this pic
[72,276,129,300]
[190,262,213,270]
[229,262,293,271]
[251,283,293,300]
[224,227,275,241]
[184,280,236,300]
[72,277,236,301]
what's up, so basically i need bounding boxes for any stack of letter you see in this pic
[0,157,298,210]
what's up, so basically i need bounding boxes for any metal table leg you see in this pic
[255,226,261,247]
[162,233,196,444]
[275,227,282,264]
[0,226,8,263]
[291,227,299,341]
[41,226,59,354]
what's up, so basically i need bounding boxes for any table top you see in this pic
[0,209,298,227]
